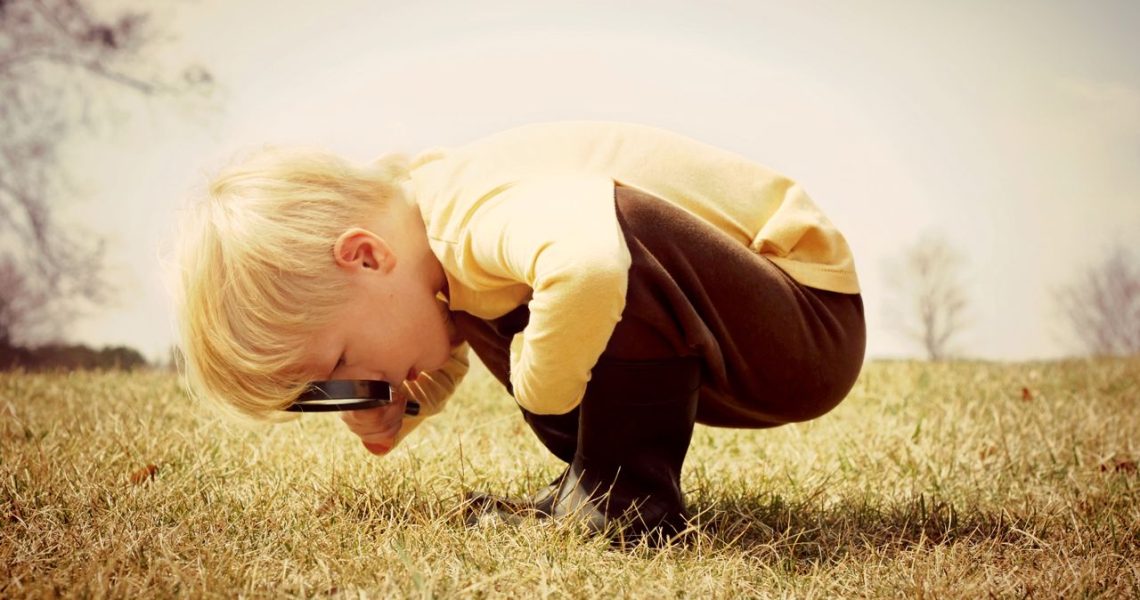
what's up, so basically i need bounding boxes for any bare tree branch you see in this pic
[0,0,213,345]
[1055,245,1140,356]
[0,50,162,92]
[884,232,971,360]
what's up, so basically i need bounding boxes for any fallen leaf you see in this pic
[315,495,338,516]
[129,463,159,485]
[3,499,23,523]
[1099,455,1137,474]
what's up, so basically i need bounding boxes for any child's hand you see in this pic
[339,386,408,455]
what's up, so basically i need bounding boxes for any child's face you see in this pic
[300,229,453,386]
[304,279,453,386]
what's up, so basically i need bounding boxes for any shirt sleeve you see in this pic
[464,174,631,415]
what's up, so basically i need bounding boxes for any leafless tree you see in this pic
[0,256,47,346]
[1054,245,1140,357]
[883,232,971,361]
[0,0,212,345]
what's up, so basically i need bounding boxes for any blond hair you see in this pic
[174,147,410,422]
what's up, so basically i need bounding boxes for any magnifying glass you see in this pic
[286,380,421,415]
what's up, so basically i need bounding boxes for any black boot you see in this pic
[521,406,579,464]
[469,355,702,546]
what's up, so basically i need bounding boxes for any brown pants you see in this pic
[452,185,866,439]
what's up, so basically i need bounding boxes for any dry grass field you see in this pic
[2,358,1138,598]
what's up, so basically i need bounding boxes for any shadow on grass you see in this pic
[304,476,1087,563]
[684,490,1040,564]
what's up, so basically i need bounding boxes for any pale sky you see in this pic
[57,0,1140,362]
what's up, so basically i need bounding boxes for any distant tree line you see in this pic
[886,234,1139,360]
[0,340,147,371]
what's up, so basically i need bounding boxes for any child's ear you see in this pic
[333,228,396,274]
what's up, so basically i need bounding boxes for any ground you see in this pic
[2,358,1138,598]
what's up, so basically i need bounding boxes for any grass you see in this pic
[2,358,1138,598]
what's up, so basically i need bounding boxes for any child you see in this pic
[175,121,866,543]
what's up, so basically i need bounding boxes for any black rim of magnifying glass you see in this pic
[286,380,420,415]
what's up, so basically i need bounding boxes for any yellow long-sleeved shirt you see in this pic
[401,121,859,418]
